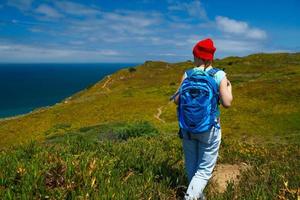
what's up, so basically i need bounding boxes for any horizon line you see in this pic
[0,51,298,64]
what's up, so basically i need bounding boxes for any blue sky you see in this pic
[0,0,299,63]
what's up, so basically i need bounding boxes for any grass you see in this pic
[45,121,159,143]
[1,130,184,199]
[1,53,299,147]
[0,52,299,199]
[0,130,299,199]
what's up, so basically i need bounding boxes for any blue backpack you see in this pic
[177,67,220,134]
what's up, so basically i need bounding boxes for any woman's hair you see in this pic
[194,56,212,67]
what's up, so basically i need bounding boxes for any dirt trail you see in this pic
[154,106,165,123]
[154,102,173,123]
[102,75,112,91]
[211,163,251,193]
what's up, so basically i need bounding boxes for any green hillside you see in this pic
[0,53,299,199]
[1,53,300,147]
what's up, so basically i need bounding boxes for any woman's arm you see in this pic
[219,76,233,108]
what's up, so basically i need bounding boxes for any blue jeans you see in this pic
[180,125,222,199]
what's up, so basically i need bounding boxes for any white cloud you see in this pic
[2,0,278,62]
[214,39,263,53]
[262,49,294,53]
[178,36,267,56]
[0,43,120,62]
[215,16,267,40]
[148,52,190,57]
[7,0,33,11]
[168,22,193,29]
[168,0,207,19]
[140,36,187,46]
[104,10,159,27]
[35,4,63,19]
[246,28,267,40]
[62,9,162,41]
[54,1,101,17]
[185,34,206,45]
[214,38,294,58]
[18,2,164,49]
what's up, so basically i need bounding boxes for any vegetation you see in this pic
[0,129,298,199]
[128,67,137,73]
[45,121,159,143]
[0,53,299,199]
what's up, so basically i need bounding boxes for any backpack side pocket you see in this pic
[178,128,183,139]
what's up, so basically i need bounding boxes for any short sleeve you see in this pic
[183,72,187,79]
[214,70,226,87]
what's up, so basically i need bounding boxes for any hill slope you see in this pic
[1,53,300,147]
[0,53,299,199]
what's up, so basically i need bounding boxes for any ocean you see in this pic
[0,63,139,119]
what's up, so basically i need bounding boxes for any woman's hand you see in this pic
[227,80,232,92]
[173,74,186,105]
[174,94,179,105]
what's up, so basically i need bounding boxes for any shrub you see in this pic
[44,123,72,136]
[45,121,158,143]
[128,67,137,73]
[112,121,159,140]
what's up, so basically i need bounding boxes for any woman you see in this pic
[174,38,233,199]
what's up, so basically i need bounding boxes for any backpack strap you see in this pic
[187,67,221,78]
[206,67,221,106]
[207,67,221,77]
[185,68,195,78]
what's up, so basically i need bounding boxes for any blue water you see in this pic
[0,63,139,118]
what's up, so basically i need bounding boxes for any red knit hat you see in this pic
[193,38,216,60]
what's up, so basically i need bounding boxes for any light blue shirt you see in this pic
[183,66,226,87]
